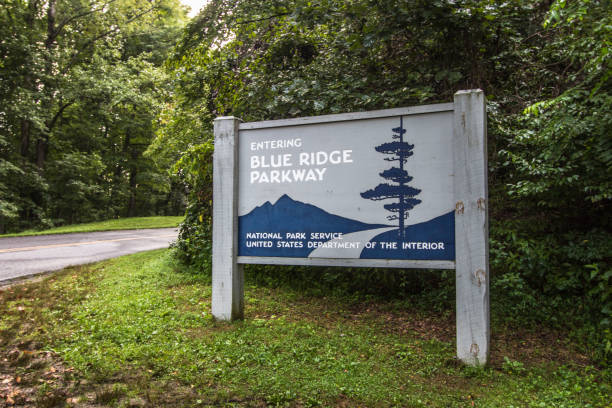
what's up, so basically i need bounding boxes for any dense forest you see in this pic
[0,0,188,232]
[1,0,610,364]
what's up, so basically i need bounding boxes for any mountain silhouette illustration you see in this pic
[360,211,455,260]
[239,194,388,257]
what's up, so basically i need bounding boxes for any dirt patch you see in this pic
[245,289,595,369]
[0,342,83,407]
[0,343,216,408]
[246,291,456,341]
[489,327,592,369]
[0,272,200,408]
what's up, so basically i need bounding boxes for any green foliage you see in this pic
[0,153,24,222]
[498,2,611,340]
[490,219,612,363]
[170,142,215,272]
[169,0,543,120]
[502,357,525,376]
[46,152,106,224]
[0,0,188,233]
[0,216,184,237]
[2,250,610,406]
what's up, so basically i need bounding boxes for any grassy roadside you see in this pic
[0,250,610,407]
[0,216,184,238]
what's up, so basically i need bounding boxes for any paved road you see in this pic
[0,228,178,284]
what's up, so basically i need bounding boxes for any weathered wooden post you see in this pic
[212,116,244,320]
[453,89,489,365]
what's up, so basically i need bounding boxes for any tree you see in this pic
[360,117,421,239]
[0,0,187,231]
[504,0,611,207]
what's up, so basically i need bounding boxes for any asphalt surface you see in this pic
[0,228,178,285]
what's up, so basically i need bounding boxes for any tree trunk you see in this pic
[128,168,137,217]
[45,0,56,49]
[35,0,57,171]
[19,1,38,159]
[123,129,137,217]
[36,137,47,169]
[20,119,30,157]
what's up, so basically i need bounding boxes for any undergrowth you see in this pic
[2,249,610,406]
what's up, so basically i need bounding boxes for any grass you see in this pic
[0,250,610,407]
[0,216,184,237]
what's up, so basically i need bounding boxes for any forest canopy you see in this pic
[0,0,189,231]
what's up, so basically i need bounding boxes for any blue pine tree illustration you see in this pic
[360,117,421,239]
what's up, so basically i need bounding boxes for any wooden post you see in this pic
[453,90,489,366]
[212,116,244,321]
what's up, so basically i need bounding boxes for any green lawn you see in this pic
[0,250,609,407]
[0,216,184,238]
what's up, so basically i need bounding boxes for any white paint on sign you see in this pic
[238,112,454,227]
[308,227,396,258]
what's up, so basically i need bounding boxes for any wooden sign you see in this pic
[212,89,489,366]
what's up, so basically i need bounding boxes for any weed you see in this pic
[36,382,66,408]
[502,356,525,375]
[95,383,128,405]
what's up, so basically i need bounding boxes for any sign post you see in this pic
[212,116,244,320]
[211,89,489,365]
[453,90,489,366]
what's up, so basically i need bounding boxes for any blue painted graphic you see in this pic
[361,117,421,239]
[239,194,387,257]
[361,211,455,260]
[238,194,454,260]
[238,115,456,261]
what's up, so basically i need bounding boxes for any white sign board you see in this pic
[238,111,455,264]
[211,90,489,365]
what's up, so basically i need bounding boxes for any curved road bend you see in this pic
[0,228,178,284]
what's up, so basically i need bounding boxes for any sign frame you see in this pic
[211,89,489,366]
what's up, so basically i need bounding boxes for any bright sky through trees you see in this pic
[179,0,209,17]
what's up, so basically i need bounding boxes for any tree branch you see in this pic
[235,13,290,25]
[51,0,120,44]
[60,5,158,74]
[47,101,74,131]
